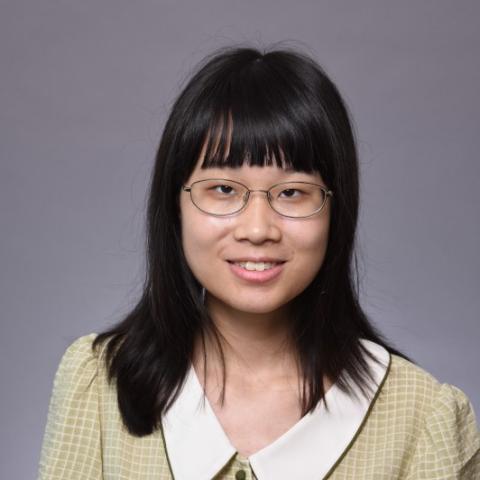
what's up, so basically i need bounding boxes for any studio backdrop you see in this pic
[0,1,478,478]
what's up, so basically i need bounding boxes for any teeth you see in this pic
[234,261,278,271]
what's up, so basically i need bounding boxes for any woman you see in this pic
[38,46,479,479]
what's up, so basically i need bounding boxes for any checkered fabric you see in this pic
[38,334,480,479]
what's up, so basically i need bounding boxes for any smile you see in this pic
[233,261,280,271]
[227,261,285,283]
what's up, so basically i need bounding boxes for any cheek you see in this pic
[286,218,330,274]
[288,216,329,251]
[180,205,229,273]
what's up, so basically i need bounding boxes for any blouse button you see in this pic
[235,469,247,480]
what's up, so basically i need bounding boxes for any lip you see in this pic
[227,260,285,284]
[227,257,286,263]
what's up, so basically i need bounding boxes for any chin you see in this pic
[237,304,281,315]
[217,293,291,316]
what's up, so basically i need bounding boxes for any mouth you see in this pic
[226,260,286,283]
[227,260,286,272]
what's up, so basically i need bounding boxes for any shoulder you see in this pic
[48,332,114,407]
[385,354,477,415]
[39,333,105,478]
[59,332,99,362]
[55,333,100,380]
[387,354,439,399]
[382,354,480,474]
[387,354,475,407]
[46,333,102,405]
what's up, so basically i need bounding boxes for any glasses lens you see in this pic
[190,179,247,215]
[269,182,327,217]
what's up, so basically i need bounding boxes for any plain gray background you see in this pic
[1,0,479,477]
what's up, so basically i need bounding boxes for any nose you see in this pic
[232,190,282,244]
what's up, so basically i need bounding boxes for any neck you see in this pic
[193,295,300,391]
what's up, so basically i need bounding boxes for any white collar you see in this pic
[161,339,391,480]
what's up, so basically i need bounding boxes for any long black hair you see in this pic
[93,45,411,436]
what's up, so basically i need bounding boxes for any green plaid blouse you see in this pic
[38,334,480,479]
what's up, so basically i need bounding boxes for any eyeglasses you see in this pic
[182,178,333,218]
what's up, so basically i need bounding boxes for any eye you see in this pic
[278,188,302,198]
[211,184,236,195]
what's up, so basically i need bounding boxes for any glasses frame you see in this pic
[182,178,334,218]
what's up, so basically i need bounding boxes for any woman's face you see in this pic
[179,159,332,318]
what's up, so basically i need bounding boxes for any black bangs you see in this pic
[182,49,336,179]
